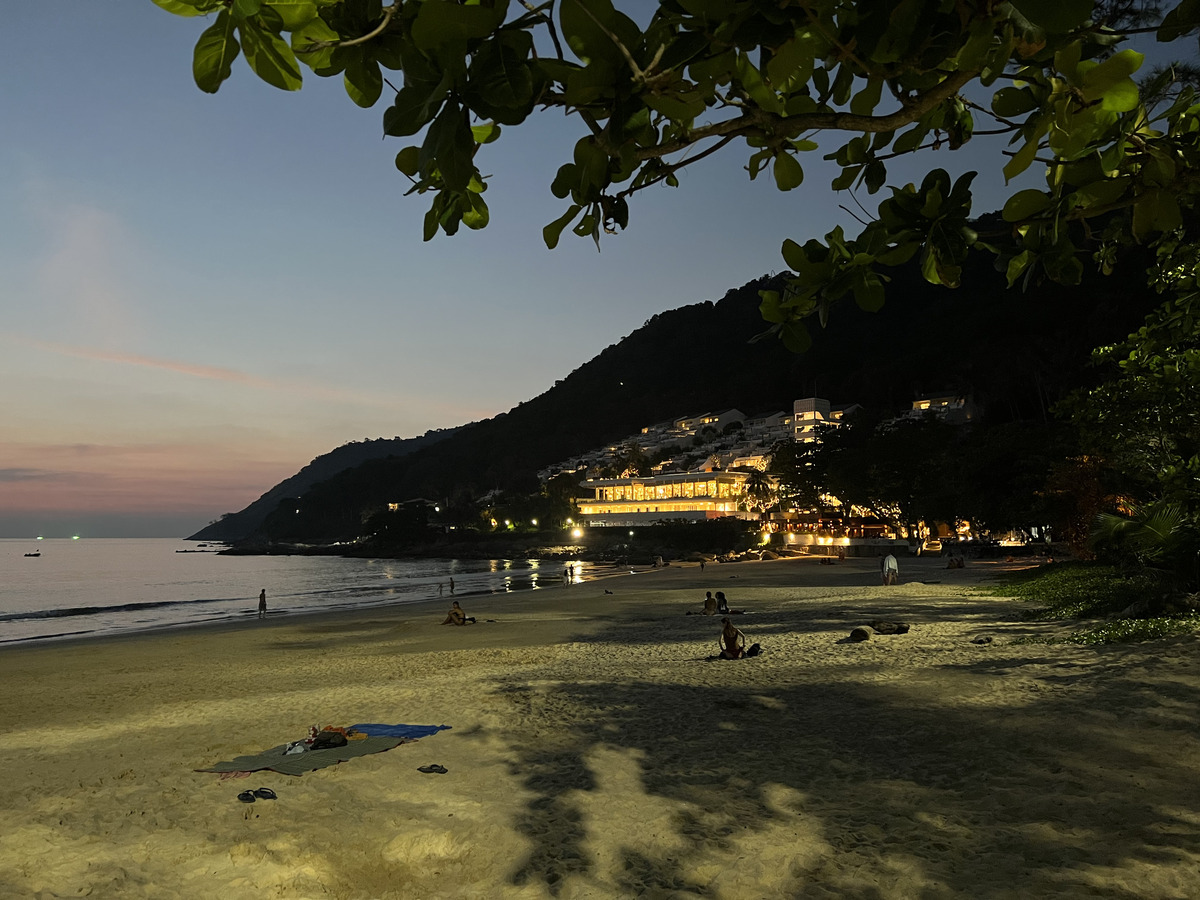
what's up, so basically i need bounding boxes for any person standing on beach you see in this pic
[257,589,267,619]
[881,554,899,586]
[449,577,455,594]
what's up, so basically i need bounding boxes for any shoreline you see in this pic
[0,557,683,652]
[5,557,1199,898]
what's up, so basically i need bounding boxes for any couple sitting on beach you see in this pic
[442,601,476,626]
[690,591,744,616]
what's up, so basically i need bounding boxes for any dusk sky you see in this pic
[1,5,1159,538]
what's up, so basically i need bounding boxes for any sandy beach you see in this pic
[3,556,1199,899]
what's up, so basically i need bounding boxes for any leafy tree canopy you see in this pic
[153,0,1199,351]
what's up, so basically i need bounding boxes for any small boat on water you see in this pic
[24,551,40,557]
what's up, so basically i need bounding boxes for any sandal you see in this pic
[417,764,448,774]
[237,790,256,803]
[253,787,277,800]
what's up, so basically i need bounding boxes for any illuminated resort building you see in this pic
[794,397,857,442]
[578,471,756,527]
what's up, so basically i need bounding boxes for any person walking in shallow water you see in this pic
[257,589,267,619]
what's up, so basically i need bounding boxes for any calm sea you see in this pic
[0,539,587,646]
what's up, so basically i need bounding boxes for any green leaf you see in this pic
[394,145,421,177]
[781,238,807,272]
[291,16,339,69]
[1003,134,1041,182]
[425,103,476,192]
[892,126,927,154]
[412,0,504,48]
[193,10,241,94]
[1009,0,1092,33]
[853,271,885,312]
[864,161,886,194]
[1074,177,1128,207]
[262,0,318,30]
[573,137,609,195]
[152,0,218,17]
[850,78,883,116]
[344,53,383,107]
[780,320,812,353]
[992,86,1038,118]
[766,35,815,91]
[550,163,578,200]
[1003,189,1051,222]
[1158,0,1200,41]
[233,0,263,17]
[383,81,447,137]
[772,153,804,191]
[831,165,861,191]
[1133,191,1183,241]
[1006,249,1034,287]
[831,63,854,106]
[560,0,639,68]
[1079,50,1144,111]
[644,91,706,121]
[735,52,784,114]
[471,122,501,144]
[461,193,490,230]
[469,37,535,111]
[759,289,785,324]
[239,18,303,90]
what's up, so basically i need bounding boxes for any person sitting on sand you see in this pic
[719,618,746,658]
[703,591,718,615]
[714,591,746,615]
[442,601,476,626]
[717,617,760,659]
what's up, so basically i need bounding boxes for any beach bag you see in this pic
[310,730,348,750]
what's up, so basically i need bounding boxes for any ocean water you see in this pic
[0,539,586,646]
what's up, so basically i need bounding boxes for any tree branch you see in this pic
[634,68,979,161]
[298,3,397,53]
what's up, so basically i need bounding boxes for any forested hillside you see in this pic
[188,430,457,541]
[215,238,1161,546]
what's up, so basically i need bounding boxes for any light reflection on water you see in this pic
[0,539,595,646]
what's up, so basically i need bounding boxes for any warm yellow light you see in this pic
[572,528,583,538]
[531,518,538,526]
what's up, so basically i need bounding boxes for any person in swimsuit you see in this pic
[442,601,475,625]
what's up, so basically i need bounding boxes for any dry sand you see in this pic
[3,556,1200,899]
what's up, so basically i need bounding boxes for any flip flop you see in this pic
[253,788,277,800]
[237,790,256,803]
[417,764,448,774]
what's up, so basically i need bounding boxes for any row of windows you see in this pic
[595,480,743,501]
[580,501,739,514]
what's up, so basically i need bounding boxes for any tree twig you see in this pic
[298,3,397,53]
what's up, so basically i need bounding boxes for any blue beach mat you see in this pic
[349,723,451,740]
[197,724,451,776]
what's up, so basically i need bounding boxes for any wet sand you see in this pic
[2,556,1199,898]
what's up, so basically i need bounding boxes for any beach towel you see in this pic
[197,724,451,776]
[349,724,451,740]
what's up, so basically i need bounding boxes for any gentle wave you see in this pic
[0,595,236,623]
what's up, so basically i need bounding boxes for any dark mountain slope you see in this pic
[241,249,1161,545]
[188,429,457,541]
